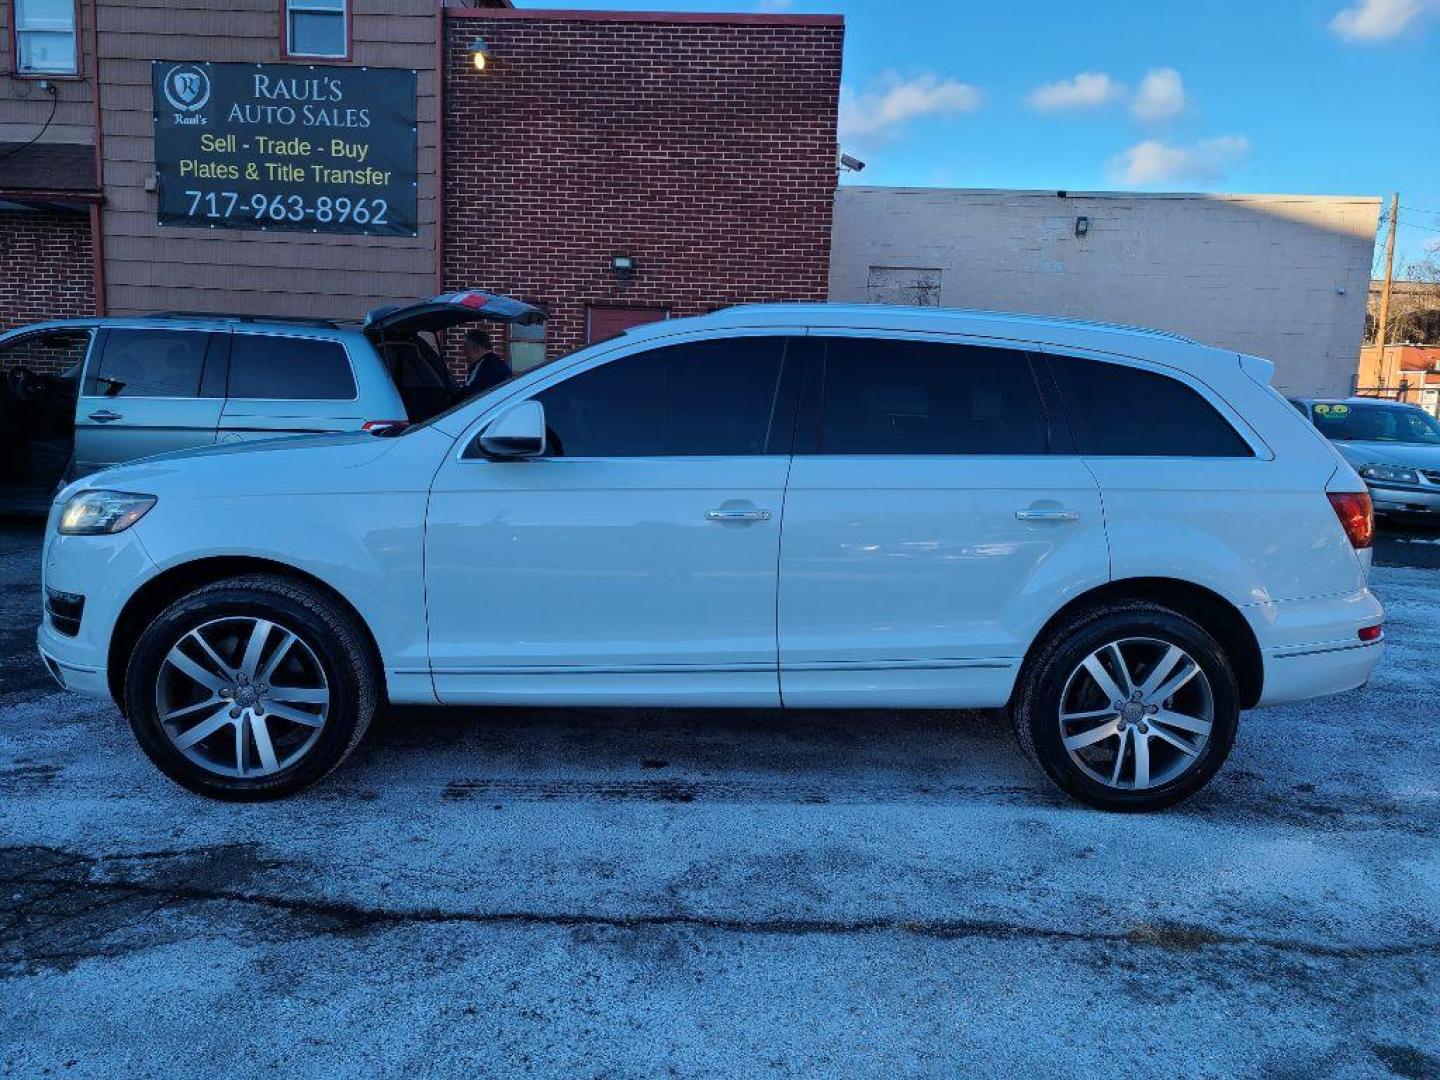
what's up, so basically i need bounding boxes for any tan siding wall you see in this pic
[97,0,438,318]
[0,0,96,146]
[830,187,1381,397]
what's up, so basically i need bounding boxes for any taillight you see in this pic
[1358,624,1383,643]
[362,420,408,436]
[1327,491,1373,549]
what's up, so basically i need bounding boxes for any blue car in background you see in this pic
[1291,396,1440,519]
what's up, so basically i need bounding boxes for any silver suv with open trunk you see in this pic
[0,290,544,514]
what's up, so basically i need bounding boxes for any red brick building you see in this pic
[442,9,842,360]
[0,2,844,370]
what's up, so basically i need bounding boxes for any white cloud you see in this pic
[1025,72,1126,112]
[1427,237,1440,253]
[839,73,983,143]
[1108,136,1250,185]
[1329,0,1427,41]
[1130,68,1186,121]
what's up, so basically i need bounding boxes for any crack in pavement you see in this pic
[4,844,1438,963]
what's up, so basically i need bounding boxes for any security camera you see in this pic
[839,153,867,173]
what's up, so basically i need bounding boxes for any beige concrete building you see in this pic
[829,187,1381,396]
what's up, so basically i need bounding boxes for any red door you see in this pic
[586,305,668,344]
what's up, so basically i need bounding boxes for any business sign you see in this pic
[151,62,418,237]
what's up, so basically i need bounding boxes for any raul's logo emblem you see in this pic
[163,64,211,113]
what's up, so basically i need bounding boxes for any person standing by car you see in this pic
[464,330,511,394]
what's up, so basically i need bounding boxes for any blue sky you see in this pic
[548,0,1440,274]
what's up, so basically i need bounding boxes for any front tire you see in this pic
[123,574,377,800]
[1011,602,1239,811]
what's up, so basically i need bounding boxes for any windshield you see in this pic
[1311,402,1440,445]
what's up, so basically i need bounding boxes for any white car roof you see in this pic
[613,303,1236,371]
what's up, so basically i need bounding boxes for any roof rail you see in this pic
[146,311,350,329]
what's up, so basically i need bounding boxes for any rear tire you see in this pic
[123,574,377,801]
[1011,601,1239,811]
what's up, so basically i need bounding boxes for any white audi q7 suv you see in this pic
[37,303,1384,810]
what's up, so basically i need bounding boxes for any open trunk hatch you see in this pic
[363,290,546,339]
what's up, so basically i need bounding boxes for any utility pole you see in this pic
[1376,192,1399,390]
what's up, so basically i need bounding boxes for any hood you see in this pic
[61,430,404,503]
[147,431,379,464]
[364,290,546,339]
[1331,440,1440,470]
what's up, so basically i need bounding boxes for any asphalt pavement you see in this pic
[1,515,1437,1079]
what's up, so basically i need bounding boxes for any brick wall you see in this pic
[0,207,95,338]
[442,11,843,368]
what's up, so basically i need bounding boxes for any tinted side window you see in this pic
[536,338,787,457]
[0,329,91,379]
[228,336,356,400]
[1049,355,1252,457]
[86,330,209,398]
[817,338,1049,455]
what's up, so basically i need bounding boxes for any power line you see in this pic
[0,88,58,167]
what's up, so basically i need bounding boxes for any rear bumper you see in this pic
[1249,587,1386,707]
[1258,639,1384,707]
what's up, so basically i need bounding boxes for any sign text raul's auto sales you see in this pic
[151,62,418,237]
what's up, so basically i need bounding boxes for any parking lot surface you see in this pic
[2,516,1438,1079]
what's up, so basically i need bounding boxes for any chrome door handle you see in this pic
[87,410,123,423]
[1015,509,1080,522]
[705,508,772,523]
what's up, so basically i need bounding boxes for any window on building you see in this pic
[227,336,356,400]
[509,318,548,374]
[285,0,347,59]
[817,338,1049,455]
[536,338,789,457]
[85,331,211,399]
[13,0,78,75]
[1047,355,1254,457]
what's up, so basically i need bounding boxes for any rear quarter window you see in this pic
[1047,354,1253,457]
[227,336,357,400]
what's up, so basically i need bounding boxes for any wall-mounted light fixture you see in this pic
[469,38,492,72]
[611,255,637,274]
[1074,216,1090,238]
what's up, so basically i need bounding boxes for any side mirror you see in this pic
[475,399,547,459]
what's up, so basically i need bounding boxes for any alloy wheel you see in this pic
[153,616,329,779]
[1057,636,1214,791]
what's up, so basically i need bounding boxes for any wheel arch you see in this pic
[1020,577,1264,709]
[108,556,386,707]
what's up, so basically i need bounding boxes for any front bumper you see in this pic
[1366,481,1440,514]
[37,520,159,703]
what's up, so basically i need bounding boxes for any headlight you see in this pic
[58,491,157,535]
[1358,464,1420,485]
